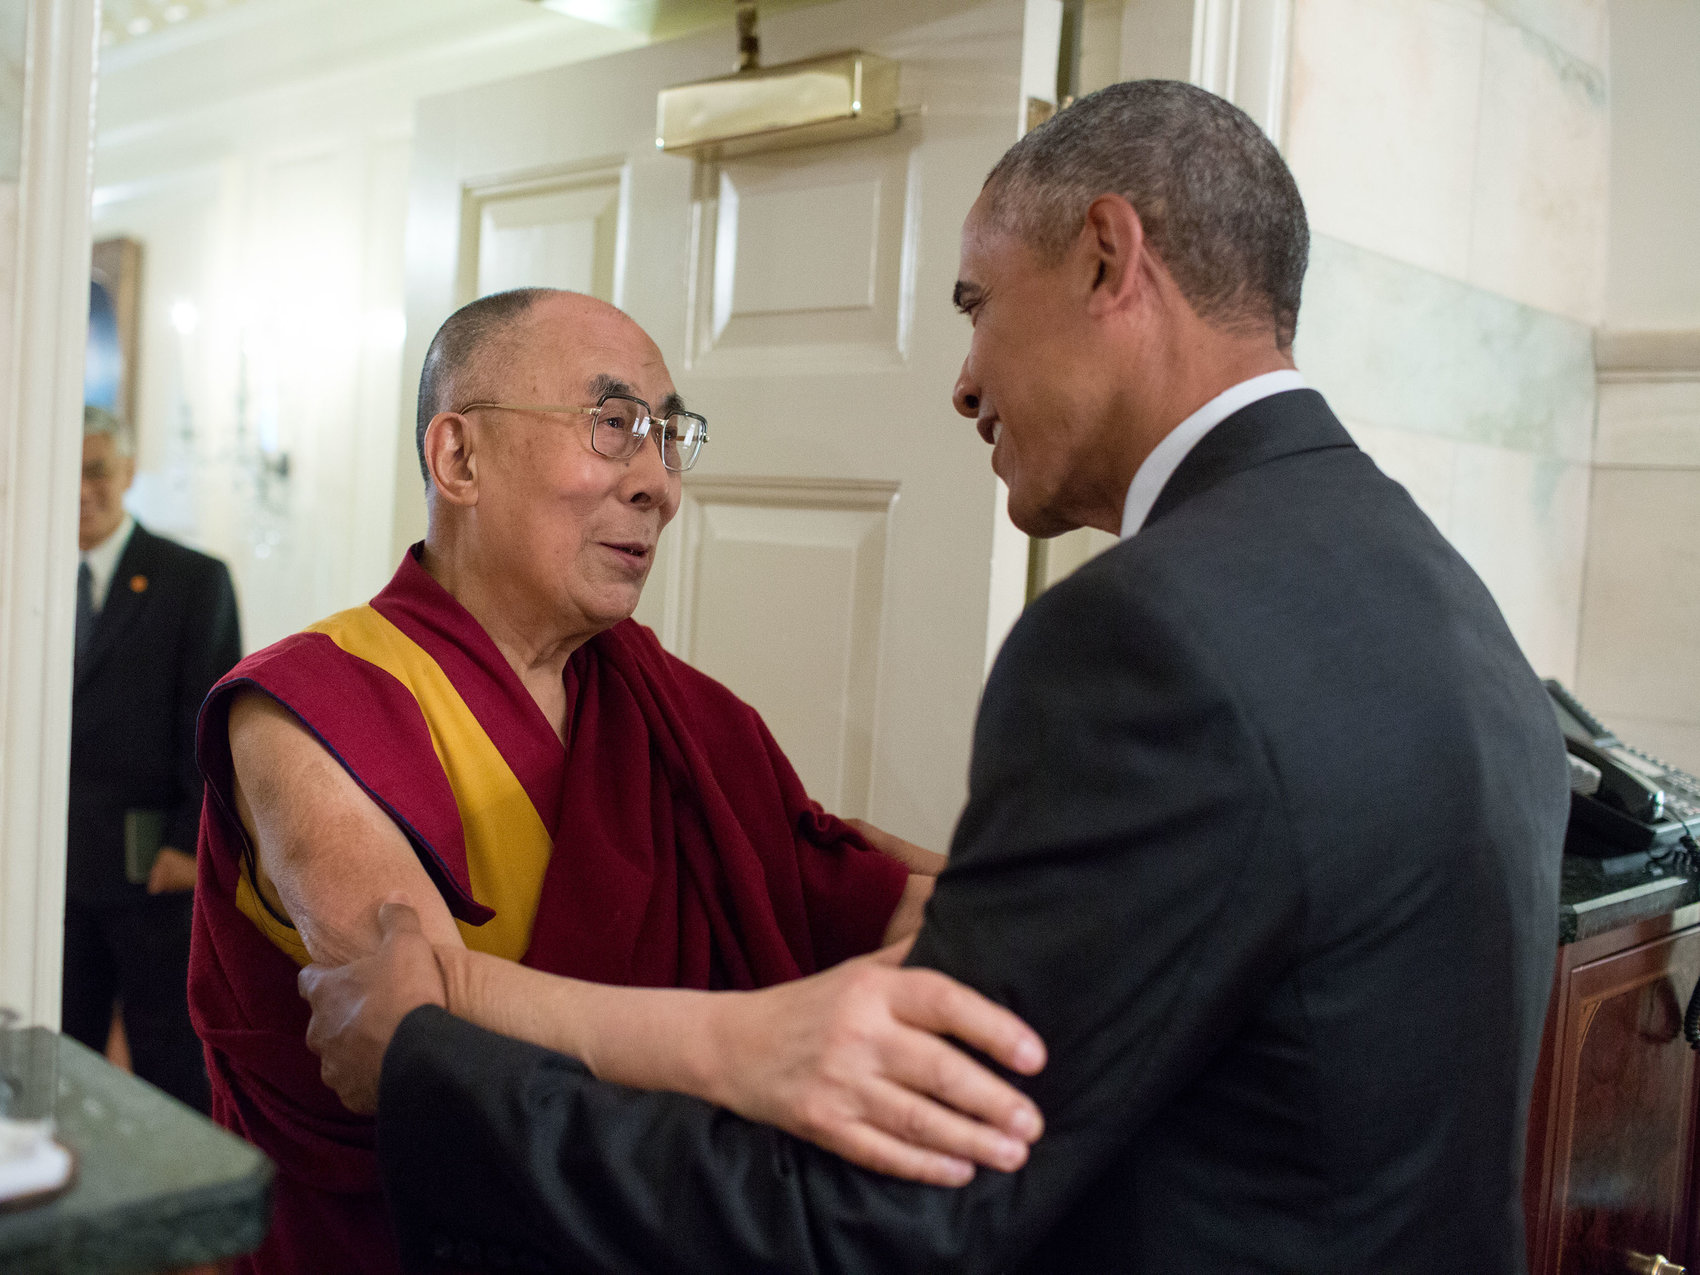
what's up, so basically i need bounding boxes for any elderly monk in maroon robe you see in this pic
[188,288,1045,1275]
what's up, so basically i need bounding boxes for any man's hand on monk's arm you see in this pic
[423,935,1046,1187]
[301,914,1048,1185]
[845,818,941,945]
[299,898,446,1114]
[226,690,467,968]
[698,938,1046,1185]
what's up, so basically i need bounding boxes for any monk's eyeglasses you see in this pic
[457,392,710,473]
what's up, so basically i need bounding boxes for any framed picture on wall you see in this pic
[87,237,142,433]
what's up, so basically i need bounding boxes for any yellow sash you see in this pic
[233,605,554,966]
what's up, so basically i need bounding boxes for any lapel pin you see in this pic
[130,574,148,593]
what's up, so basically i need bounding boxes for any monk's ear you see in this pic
[424,411,478,507]
[1080,193,1147,318]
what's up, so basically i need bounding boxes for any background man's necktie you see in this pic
[75,560,94,660]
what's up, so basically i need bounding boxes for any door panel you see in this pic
[399,0,1031,846]
[468,168,625,302]
[691,135,915,373]
[1547,928,1700,1274]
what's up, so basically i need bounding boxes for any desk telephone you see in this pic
[1545,680,1700,868]
[1545,682,1700,1054]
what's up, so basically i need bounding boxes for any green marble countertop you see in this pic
[1559,853,1700,945]
[0,1031,272,1274]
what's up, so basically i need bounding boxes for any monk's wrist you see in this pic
[692,990,751,1109]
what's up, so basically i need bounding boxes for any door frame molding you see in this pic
[0,0,99,1025]
[1189,0,1293,145]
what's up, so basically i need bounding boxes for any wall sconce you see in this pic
[654,4,898,160]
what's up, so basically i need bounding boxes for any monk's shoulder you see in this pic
[215,620,368,699]
[208,609,425,754]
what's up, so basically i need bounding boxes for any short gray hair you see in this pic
[981,80,1309,349]
[415,288,558,484]
[83,404,136,458]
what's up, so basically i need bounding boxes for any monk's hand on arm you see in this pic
[145,846,198,894]
[704,938,1046,1187]
[299,898,446,1115]
[848,817,946,876]
[846,818,942,945]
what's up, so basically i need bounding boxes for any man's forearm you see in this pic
[380,1007,1010,1275]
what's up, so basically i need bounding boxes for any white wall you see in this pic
[1280,0,1607,685]
[1571,0,1700,774]
[1604,0,1700,331]
[90,1,647,651]
[1046,0,1604,691]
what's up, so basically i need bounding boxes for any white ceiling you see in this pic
[93,0,649,157]
[101,0,260,50]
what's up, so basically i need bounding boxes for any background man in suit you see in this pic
[63,405,241,1112]
[303,81,1569,1272]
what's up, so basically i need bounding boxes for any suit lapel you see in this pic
[1144,389,1358,530]
[77,525,157,687]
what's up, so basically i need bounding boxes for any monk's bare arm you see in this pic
[227,691,468,966]
[248,692,1045,1183]
[230,694,768,1117]
[433,938,1042,1185]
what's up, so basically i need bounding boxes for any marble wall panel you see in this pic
[1339,420,1586,681]
[1468,11,1609,324]
[1485,0,1608,67]
[1575,467,1700,725]
[1286,0,1484,280]
[1446,443,1589,681]
[1342,419,1458,534]
[1295,235,1596,461]
[1594,379,1700,469]
[0,2,24,181]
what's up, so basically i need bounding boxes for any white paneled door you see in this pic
[398,0,1037,849]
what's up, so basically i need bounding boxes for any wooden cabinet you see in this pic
[1527,907,1700,1275]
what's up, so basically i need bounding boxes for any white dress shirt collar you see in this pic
[82,513,136,612]
[1119,370,1306,540]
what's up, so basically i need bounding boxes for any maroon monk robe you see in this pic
[188,548,908,1275]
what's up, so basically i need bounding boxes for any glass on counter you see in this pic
[0,1006,72,1207]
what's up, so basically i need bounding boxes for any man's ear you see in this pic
[423,412,479,507]
[1080,193,1147,317]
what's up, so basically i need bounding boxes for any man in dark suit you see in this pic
[303,81,1569,1272]
[63,405,241,1113]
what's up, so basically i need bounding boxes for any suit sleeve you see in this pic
[168,558,241,854]
[377,558,1305,1273]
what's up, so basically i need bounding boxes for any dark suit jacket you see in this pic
[377,390,1569,1274]
[67,522,242,906]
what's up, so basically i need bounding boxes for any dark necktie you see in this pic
[75,560,94,661]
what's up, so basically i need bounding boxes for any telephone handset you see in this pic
[1565,735,1666,825]
[1543,680,1700,861]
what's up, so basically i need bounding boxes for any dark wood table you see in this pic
[0,1031,271,1274]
